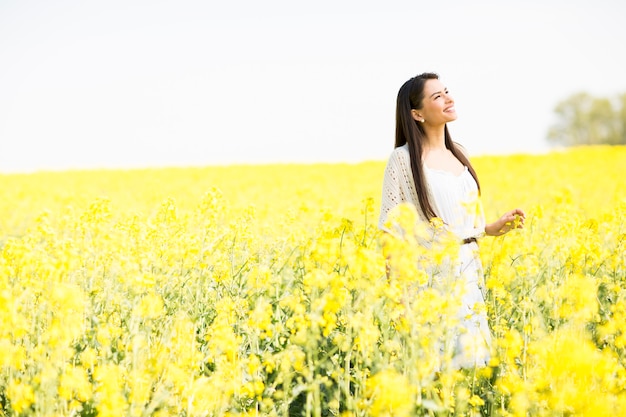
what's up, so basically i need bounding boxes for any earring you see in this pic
[421,119,425,123]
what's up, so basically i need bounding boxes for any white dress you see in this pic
[379,144,492,369]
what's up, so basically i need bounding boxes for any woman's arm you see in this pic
[485,208,526,236]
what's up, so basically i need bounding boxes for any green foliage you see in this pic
[548,92,626,146]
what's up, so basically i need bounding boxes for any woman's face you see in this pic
[412,79,457,125]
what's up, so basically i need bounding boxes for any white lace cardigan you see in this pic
[378,144,486,241]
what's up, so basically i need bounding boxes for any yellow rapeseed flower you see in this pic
[365,369,415,417]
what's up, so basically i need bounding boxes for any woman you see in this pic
[378,72,525,368]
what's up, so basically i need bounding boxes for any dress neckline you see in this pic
[423,164,469,178]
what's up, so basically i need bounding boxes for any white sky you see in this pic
[1,0,625,172]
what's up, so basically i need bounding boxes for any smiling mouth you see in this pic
[444,106,455,113]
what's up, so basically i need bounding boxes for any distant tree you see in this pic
[547,92,626,146]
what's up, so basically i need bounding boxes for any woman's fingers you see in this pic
[499,209,525,233]
[505,209,525,230]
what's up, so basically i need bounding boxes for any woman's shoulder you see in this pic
[388,143,411,162]
[453,141,470,159]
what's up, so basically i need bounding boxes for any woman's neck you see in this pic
[422,124,447,151]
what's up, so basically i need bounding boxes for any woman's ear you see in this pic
[411,109,423,122]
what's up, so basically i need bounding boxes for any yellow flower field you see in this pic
[0,145,625,416]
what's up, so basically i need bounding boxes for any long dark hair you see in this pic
[395,72,481,220]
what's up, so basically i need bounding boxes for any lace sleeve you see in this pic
[378,147,419,233]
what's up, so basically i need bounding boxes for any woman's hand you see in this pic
[485,208,525,236]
